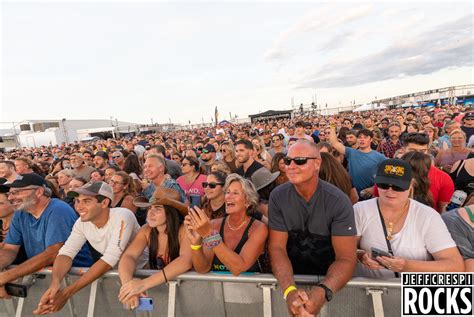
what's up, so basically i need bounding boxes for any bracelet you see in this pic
[191,244,202,251]
[162,268,168,284]
[283,285,297,300]
[202,230,222,249]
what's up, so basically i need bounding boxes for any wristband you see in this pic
[191,244,202,251]
[283,285,297,300]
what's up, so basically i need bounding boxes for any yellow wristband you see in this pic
[283,285,297,300]
[191,244,202,251]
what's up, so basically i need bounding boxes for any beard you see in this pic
[16,191,38,211]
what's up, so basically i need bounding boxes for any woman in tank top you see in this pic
[118,188,192,310]
[184,174,268,275]
[109,172,137,213]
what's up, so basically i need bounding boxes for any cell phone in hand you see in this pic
[136,297,154,311]
[189,195,201,208]
[371,247,392,259]
[5,283,28,298]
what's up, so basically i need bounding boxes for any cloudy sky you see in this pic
[1,1,473,126]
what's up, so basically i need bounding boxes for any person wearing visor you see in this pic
[354,159,464,279]
[34,181,143,314]
[118,188,192,310]
[0,174,92,299]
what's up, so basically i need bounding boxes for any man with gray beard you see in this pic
[0,173,92,299]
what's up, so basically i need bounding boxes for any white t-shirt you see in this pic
[354,198,456,278]
[58,207,148,268]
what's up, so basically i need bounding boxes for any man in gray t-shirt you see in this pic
[268,140,357,316]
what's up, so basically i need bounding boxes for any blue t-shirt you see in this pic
[5,198,93,267]
[344,147,387,193]
[142,178,187,203]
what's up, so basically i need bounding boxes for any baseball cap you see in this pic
[463,112,474,120]
[0,173,47,190]
[203,144,216,153]
[374,159,412,191]
[94,151,109,160]
[67,181,114,201]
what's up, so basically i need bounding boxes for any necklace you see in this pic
[227,216,248,231]
[383,201,410,240]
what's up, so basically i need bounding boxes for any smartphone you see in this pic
[371,247,392,259]
[5,283,28,298]
[189,195,201,208]
[136,297,154,311]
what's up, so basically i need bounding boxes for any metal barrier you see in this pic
[1,268,401,317]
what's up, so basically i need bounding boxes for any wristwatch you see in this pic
[316,283,333,302]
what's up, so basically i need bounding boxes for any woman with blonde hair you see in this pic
[109,171,137,213]
[435,129,471,173]
[252,137,272,170]
[184,174,268,275]
[220,141,238,173]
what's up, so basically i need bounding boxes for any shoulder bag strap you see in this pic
[376,199,400,278]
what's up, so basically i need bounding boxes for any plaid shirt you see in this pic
[377,138,402,158]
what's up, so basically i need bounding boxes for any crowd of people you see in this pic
[0,103,472,316]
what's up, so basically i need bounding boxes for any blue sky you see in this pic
[1,1,473,125]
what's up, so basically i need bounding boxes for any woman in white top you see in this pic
[355,159,464,278]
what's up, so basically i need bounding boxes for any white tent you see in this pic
[353,103,373,112]
[373,103,387,110]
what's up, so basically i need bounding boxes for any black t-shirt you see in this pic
[461,126,474,141]
[268,180,356,275]
[236,160,264,180]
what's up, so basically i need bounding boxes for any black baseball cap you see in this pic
[94,151,109,160]
[203,144,216,153]
[0,173,47,190]
[375,159,412,191]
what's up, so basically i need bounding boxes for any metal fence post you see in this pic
[366,288,387,317]
[167,280,180,317]
[257,283,276,317]
[87,279,99,317]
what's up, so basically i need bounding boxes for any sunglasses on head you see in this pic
[283,157,318,166]
[202,182,224,189]
[377,183,405,192]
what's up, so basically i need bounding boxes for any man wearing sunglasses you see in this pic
[269,140,357,316]
[70,153,95,182]
[199,144,217,175]
[0,174,92,299]
[268,134,287,157]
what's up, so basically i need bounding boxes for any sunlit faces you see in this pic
[74,194,107,222]
[143,157,164,180]
[450,132,466,147]
[224,181,248,214]
[7,186,40,211]
[357,134,372,149]
[0,163,14,178]
[146,204,167,227]
[109,175,126,194]
[181,159,194,174]
[204,174,224,200]
[14,160,30,174]
[57,172,72,187]
[90,171,104,182]
[0,193,14,218]
[70,156,84,169]
[285,143,321,186]
[235,144,252,164]
[388,126,401,140]
[93,156,107,169]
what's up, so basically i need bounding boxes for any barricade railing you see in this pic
[1,267,401,317]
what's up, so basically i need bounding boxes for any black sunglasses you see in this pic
[377,183,405,192]
[202,182,224,189]
[283,157,318,166]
